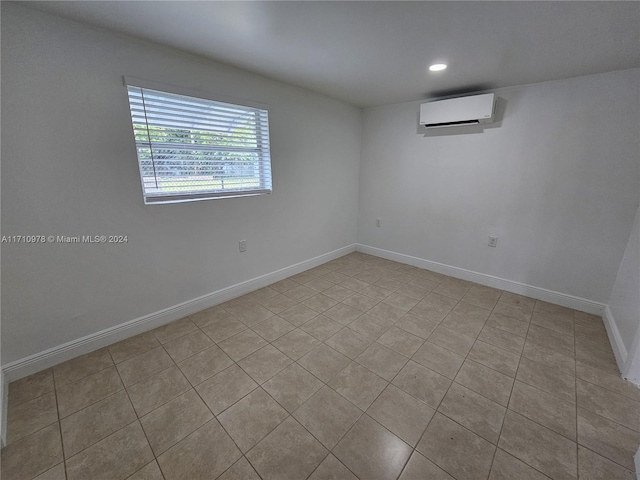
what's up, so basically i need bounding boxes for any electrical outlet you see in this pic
[376,219,381,227]
[239,240,247,252]
[488,236,498,248]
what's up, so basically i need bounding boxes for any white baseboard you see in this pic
[0,370,6,447]
[356,244,606,316]
[2,244,356,383]
[635,446,640,480]
[602,306,628,373]
[621,322,640,386]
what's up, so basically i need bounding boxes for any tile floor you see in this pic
[2,252,640,480]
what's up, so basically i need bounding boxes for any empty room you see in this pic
[1,1,639,479]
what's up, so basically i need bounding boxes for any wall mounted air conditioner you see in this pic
[420,93,496,129]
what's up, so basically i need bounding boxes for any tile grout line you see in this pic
[465,293,508,480]
[7,364,132,476]
[298,261,421,480]
[574,375,640,405]
[117,359,167,480]
[9,262,405,477]
[66,339,164,475]
[384,283,463,480]
[486,302,540,479]
[255,273,517,479]
[2,395,59,449]
[578,443,638,476]
[157,305,295,478]
[62,419,141,474]
[392,283,475,479]
[164,320,281,469]
[409,287,499,480]
[276,266,444,479]
[195,266,372,477]
[50,369,69,480]
[5,254,635,479]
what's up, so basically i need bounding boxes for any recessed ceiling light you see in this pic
[429,63,447,72]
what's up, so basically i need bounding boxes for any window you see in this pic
[125,78,272,204]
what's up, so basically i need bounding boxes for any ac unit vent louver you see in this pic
[420,93,496,129]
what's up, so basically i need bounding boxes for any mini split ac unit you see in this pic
[420,93,496,129]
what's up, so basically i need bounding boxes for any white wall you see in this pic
[609,206,640,353]
[607,205,640,384]
[358,69,640,304]
[1,4,362,365]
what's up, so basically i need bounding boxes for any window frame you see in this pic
[124,76,273,205]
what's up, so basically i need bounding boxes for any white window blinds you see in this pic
[125,80,272,204]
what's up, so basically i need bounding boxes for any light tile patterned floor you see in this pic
[2,252,640,480]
